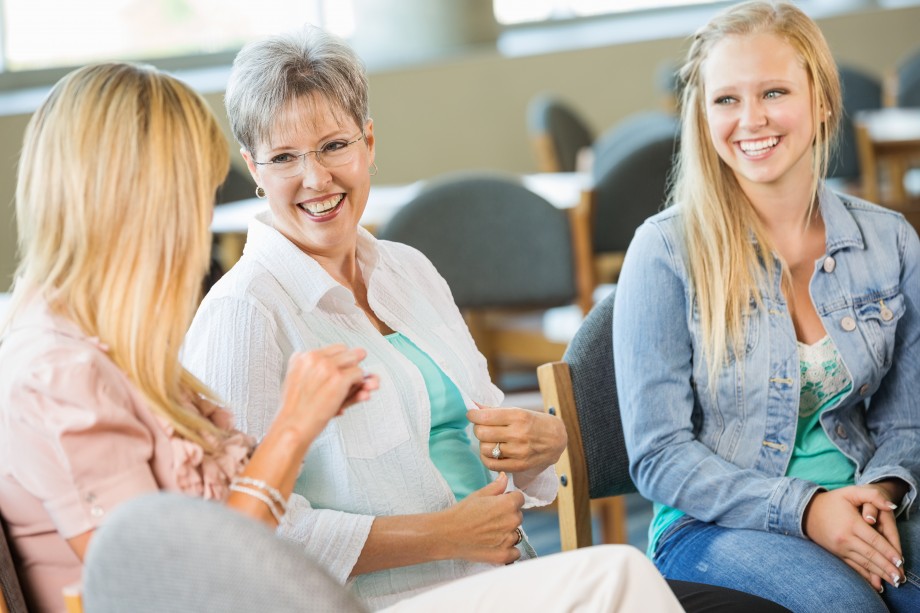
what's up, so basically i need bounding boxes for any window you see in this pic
[0,0,354,73]
[494,0,719,25]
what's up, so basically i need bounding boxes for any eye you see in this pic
[269,152,297,164]
[714,95,736,105]
[322,139,350,153]
[764,89,786,100]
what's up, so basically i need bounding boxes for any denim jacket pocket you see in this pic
[855,291,905,369]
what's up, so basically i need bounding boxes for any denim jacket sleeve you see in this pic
[614,218,821,537]
[855,217,920,515]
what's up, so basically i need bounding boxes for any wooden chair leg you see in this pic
[594,496,629,545]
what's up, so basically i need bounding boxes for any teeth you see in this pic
[739,136,779,153]
[302,194,344,216]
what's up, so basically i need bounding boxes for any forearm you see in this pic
[226,423,310,527]
[350,512,448,576]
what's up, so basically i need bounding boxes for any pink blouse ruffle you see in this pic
[156,399,254,501]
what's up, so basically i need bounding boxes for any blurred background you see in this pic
[1,0,919,286]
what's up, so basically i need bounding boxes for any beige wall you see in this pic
[1,4,918,285]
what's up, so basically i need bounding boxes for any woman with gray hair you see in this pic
[184,24,786,612]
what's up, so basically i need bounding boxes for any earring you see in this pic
[369,162,378,177]
[255,186,267,199]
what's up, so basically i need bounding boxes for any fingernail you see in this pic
[895,557,904,569]
[888,502,898,510]
[864,515,877,524]
[878,584,885,594]
[892,574,901,587]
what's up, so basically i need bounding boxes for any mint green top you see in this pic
[385,332,491,501]
[648,334,855,556]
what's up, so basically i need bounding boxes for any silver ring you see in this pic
[513,527,523,546]
[491,442,502,460]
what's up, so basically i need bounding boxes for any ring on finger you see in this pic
[513,526,523,546]
[491,442,503,460]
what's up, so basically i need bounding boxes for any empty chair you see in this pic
[897,47,920,108]
[377,172,587,383]
[582,112,679,286]
[537,289,635,549]
[830,65,883,184]
[527,94,594,173]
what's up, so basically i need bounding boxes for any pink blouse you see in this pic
[0,297,252,613]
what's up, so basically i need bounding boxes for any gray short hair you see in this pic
[225,25,369,153]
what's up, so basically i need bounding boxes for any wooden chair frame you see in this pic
[537,361,628,550]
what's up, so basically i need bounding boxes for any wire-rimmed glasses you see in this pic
[254,133,365,179]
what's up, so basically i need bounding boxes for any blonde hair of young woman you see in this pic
[9,63,230,448]
[673,0,842,381]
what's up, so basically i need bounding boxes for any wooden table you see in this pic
[855,108,920,210]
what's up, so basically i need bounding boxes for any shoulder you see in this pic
[0,322,136,422]
[626,205,688,262]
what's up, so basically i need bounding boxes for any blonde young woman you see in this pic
[615,2,920,612]
[0,63,685,613]
[0,62,376,613]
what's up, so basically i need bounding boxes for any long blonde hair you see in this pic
[10,63,230,448]
[673,1,841,383]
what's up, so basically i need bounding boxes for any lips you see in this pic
[297,193,344,218]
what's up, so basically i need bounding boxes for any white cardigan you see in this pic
[183,212,556,609]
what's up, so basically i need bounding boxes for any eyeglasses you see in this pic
[254,133,365,179]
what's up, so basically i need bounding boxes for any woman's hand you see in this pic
[469,404,566,474]
[278,345,379,440]
[437,472,525,565]
[803,485,904,591]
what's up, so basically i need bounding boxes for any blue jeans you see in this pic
[653,515,920,613]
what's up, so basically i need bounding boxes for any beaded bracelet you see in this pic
[229,484,284,524]
[232,476,289,514]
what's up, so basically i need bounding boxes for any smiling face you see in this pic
[244,93,374,262]
[702,31,816,200]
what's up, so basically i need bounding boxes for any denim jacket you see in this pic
[614,187,920,538]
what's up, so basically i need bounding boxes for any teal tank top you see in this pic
[385,332,491,500]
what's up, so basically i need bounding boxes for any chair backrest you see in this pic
[562,289,634,499]
[526,94,593,173]
[537,289,635,550]
[376,172,577,310]
[897,47,920,108]
[831,65,883,181]
[0,513,28,613]
[590,113,679,255]
[83,493,366,613]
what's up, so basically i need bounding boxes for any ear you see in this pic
[364,119,375,166]
[241,147,261,186]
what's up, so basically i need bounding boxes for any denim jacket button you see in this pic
[840,316,857,331]
[836,424,848,439]
[822,256,836,273]
[859,383,870,396]
[881,307,894,321]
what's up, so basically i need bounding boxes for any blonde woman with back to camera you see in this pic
[615,2,920,612]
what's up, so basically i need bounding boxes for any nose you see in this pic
[739,98,767,130]
[299,152,332,189]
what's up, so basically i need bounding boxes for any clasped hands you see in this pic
[803,481,907,593]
